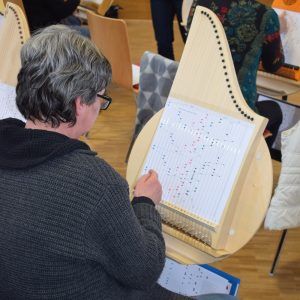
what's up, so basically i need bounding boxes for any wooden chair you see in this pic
[78,0,113,22]
[87,11,139,93]
[97,0,113,15]
[0,0,5,13]
[80,0,113,15]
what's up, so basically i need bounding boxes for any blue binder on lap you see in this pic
[158,258,240,297]
[201,264,240,296]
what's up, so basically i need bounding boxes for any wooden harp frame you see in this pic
[0,2,30,86]
[127,7,273,264]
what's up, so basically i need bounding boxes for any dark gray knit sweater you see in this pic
[0,118,177,299]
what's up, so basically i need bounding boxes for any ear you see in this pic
[74,97,86,117]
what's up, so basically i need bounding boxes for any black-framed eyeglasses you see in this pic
[97,94,112,110]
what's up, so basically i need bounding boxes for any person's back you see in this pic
[187,0,284,110]
[0,139,148,299]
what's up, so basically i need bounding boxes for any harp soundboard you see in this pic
[0,2,30,86]
[127,7,272,263]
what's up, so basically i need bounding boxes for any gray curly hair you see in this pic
[16,25,112,127]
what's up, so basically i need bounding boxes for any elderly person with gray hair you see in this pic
[0,25,180,299]
[0,25,240,300]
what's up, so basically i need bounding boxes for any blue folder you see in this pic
[201,264,240,296]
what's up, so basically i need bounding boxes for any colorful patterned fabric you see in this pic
[187,0,284,111]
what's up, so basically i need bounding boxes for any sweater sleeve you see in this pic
[261,9,284,73]
[44,0,80,21]
[83,183,166,290]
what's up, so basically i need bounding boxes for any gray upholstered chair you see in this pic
[133,52,178,140]
[126,51,179,160]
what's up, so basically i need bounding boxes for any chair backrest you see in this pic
[97,0,113,15]
[0,2,30,86]
[3,0,26,18]
[133,51,179,141]
[80,0,113,15]
[87,11,133,90]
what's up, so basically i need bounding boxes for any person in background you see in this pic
[151,0,187,60]
[187,0,285,151]
[23,0,90,37]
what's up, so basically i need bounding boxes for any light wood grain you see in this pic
[85,7,300,300]
[117,0,151,19]
[0,2,30,86]
[3,0,26,17]
[0,0,5,12]
[87,12,134,91]
[127,7,272,260]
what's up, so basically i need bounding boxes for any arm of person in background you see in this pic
[44,0,80,22]
[84,169,166,290]
[260,8,285,73]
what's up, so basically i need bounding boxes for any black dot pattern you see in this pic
[200,10,254,122]
[8,5,25,45]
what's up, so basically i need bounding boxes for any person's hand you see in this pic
[134,170,162,205]
[263,129,273,139]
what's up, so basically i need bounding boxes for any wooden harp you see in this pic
[127,7,272,264]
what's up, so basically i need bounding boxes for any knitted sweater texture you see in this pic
[0,119,167,299]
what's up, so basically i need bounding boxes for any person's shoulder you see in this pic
[265,6,279,15]
[61,148,127,187]
[263,7,280,28]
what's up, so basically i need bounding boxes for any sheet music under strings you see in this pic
[142,97,254,225]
